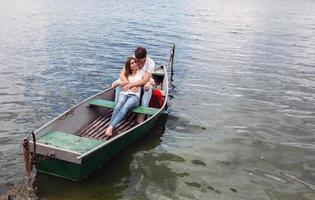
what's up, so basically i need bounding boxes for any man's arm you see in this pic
[119,67,129,83]
[123,72,151,91]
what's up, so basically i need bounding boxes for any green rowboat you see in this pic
[22,46,175,181]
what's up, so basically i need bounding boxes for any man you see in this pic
[114,47,155,121]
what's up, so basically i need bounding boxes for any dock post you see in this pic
[22,138,33,199]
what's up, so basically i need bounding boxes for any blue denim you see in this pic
[141,87,152,107]
[115,86,152,106]
[114,86,121,103]
[110,93,139,128]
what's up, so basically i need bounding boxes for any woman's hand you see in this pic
[130,87,139,92]
[122,84,130,91]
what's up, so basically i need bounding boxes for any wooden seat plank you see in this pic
[37,131,102,154]
[88,99,160,115]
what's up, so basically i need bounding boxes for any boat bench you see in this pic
[160,90,166,97]
[152,68,165,76]
[37,131,102,154]
[88,99,160,115]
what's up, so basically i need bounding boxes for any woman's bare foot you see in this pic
[105,126,113,137]
[136,114,146,124]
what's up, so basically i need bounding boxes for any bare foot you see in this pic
[136,114,146,124]
[105,126,113,137]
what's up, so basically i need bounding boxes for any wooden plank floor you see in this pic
[77,111,142,140]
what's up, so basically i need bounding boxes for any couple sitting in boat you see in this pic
[105,47,155,137]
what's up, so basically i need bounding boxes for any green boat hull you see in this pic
[35,113,160,181]
[27,52,174,180]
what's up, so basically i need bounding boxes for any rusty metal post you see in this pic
[22,138,33,199]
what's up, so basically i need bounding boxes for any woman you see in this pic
[105,57,143,137]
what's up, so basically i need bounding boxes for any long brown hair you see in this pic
[124,57,136,78]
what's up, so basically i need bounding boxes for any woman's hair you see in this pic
[124,57,136,78]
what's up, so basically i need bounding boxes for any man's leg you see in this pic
[141,86,152,107]
[137,84,152,123]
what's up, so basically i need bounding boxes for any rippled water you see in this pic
[1,0,315,199]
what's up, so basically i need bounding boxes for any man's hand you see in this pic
[130,87,139,92]
[119,80,129,86]
[123,84,132,92]
[112,80,129,88]
[143,82,152,91]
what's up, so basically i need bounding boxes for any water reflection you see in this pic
[121,151,186,199]
[167,114,207,134]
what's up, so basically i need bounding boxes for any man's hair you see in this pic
[134,47,147,59]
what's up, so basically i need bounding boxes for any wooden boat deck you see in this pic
[77,111,143,140]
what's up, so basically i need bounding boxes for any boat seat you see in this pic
[160,90,166,97]
[152,68,165,76]
[37,131,103,154]
[88,99,160,115]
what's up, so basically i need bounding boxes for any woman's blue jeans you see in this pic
[110,93,139,128]
[115,86,152,107]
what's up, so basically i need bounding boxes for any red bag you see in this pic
[149,89,164,108]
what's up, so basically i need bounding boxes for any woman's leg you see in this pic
[110,95,139,128]
[106,94,128,137]
[111,93,127,123]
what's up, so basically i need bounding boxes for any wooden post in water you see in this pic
[171,44,175,75]
[22,138,33,200]
[168,44,175,85]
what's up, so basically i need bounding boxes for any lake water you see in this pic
[1,0,315,199]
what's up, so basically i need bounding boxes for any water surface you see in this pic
[1,0,315,199]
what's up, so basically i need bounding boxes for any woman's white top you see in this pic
[121,70,144,98]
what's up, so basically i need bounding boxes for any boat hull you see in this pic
[35,111,161,180]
